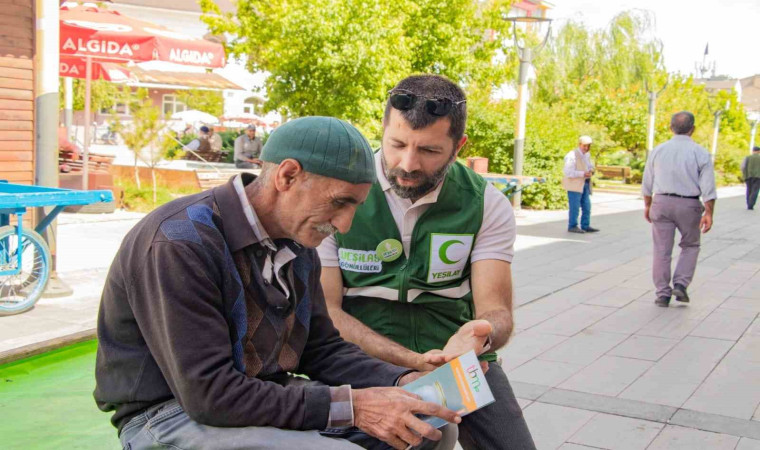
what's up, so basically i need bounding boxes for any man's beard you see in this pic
[383,152,455,200]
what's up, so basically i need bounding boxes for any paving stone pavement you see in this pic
[2,187,759,449]
[498,186,760,449]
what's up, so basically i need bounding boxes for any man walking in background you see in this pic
[642,111,717,307]
[562,135,599,234]
[741,146,760,210]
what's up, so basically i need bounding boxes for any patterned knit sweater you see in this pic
[94,175,406,432]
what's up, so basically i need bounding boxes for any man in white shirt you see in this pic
[317,74,535,450]
[562,136,599,233]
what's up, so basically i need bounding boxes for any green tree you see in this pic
[112,87,172,203]
[175,89,224,117]
[58,77,122,113]
[201,0,514,134]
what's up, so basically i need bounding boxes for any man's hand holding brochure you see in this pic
[402,350,496,429]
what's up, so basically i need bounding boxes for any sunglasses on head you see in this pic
[388,90,466,117]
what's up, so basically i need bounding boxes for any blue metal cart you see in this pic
[0,181,113,316]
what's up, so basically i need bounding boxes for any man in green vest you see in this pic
[742,146,760,210]
[317,75,535,450]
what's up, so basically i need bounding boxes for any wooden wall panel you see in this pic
[0,140,32,151]
[0,130,33,140]
[0,78,33,90]
[0,120,32,130]
[0,109,32,121]
[0,87,33,100]
[0,149,32,161]
[0,0,33,186]
[0,99,32,110]
[0,67,33,80]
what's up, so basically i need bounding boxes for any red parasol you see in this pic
[59,2,226,188]
[60,56,133,82]
[59,3,225,67]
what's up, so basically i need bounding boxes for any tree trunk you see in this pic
[151,167,157,205]
[134,157,141,189]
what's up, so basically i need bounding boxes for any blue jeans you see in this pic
[119,398,458,450]
[567,180,591,230]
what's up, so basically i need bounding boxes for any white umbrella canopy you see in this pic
[171,110,221,127]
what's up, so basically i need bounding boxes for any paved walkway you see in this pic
[500,186,760,449]
[1,186,759,449]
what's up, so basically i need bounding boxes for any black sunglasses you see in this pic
[388,90,466,117]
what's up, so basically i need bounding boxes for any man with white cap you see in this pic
[562,135,599,233]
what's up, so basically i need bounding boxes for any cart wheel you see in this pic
[0,226,51,316]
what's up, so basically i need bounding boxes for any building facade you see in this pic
[109,0,262,123]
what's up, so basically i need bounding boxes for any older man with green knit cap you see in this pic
[96,116,460,450]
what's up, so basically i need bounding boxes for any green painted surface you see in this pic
[0,340,119,450]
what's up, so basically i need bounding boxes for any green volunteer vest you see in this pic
[745,153,760,179]
[335,162,496,361]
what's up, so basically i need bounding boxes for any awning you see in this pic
[127,67,244,91]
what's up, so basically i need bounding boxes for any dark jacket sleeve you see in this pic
[128,240,331,430]
[296,251,409,387]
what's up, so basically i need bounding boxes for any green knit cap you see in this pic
[261,116,376,184]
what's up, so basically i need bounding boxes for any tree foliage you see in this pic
[175,89,224,117]
[111,87,176,203]
[58,77,122,113]
[200,4,752,209]
[201,0,514,135]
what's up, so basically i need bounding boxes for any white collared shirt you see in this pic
[563,148,594,178]
[317,151,516,266]
[233,175,297,297]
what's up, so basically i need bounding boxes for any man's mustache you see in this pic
[388,168,423,180]
[315,223,339,235]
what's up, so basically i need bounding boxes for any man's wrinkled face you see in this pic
[580,143,591,153]
[246,129,256,139]
[381,109,460,200]
[283,174,371,247]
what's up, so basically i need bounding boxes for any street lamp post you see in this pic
[644,39,666,160]
[645,81,667,159]
[504,16,552,209]
[709,99,729,162]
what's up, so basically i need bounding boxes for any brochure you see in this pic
[402,350,495,428]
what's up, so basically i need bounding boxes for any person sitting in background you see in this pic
[185,126,212,154]
[234,124,264,169]
[208,125,223,153]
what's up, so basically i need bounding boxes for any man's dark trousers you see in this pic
[747,178,760,209]
[457,362,536,450]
